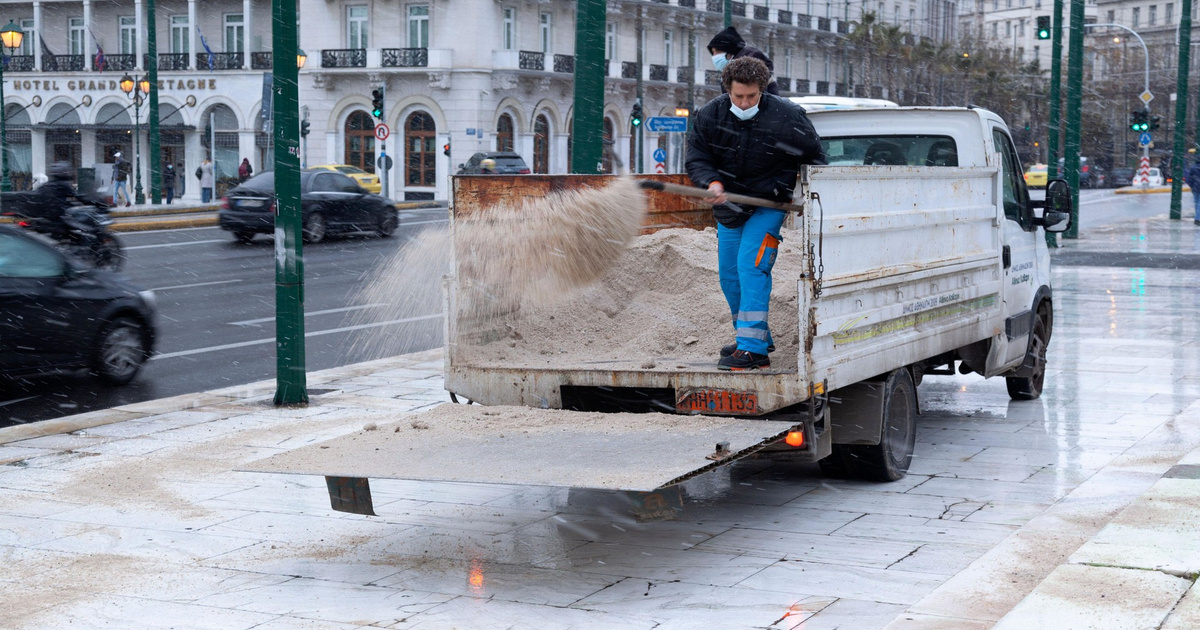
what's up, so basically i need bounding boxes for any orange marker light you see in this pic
[785,431,805,448]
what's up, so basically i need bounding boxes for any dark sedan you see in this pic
[218,170,399,244]
[0,225,156,385]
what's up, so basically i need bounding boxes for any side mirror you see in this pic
[1039,179,1072,233]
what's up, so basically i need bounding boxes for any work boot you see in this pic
[718,349,770,371]
[720,342,775,357]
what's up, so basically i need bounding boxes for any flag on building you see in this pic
[197,27,214,72]
[88,27,105,71]
[39,35,58,71]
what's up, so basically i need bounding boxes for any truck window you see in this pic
[820,136,957,167]
[991,129,1028,224]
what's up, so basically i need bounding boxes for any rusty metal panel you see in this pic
[451,174,713,234]
[324,476,376,516]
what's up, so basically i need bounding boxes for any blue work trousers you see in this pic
[716,208,785,355]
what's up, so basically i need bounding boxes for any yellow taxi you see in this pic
[309,164,382,194]
[1024,163,1049,188]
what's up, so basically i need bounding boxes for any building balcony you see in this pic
[251,52,272,70]
[197,52,244,70]
[553,53,574,73]
[519,50,544,70]
[94,53,134,72]
[42,54,83,72]
[155,53,189,71]
[321,48,366,68]
[649,64,668,81]
[676,65,694,84]
[776,76,791,92]
[382,48,428,67]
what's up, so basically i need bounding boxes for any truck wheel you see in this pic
[853,369,917,481]
[1006,313,1049,401]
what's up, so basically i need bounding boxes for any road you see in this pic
[0,189,1173,426]
[0,206,449,426]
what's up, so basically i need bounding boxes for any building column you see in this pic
[80,130,96,169]
[30,130,46,180]
[135,0,144,70]
[188,0,197,70]
[243,0,252,69]
[32,2,42,71]
[184,130,202,199]
[238,130,256,174]
[324,130,337,165]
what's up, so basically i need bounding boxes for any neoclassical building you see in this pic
[0,0,956,200]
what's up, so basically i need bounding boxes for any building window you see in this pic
[346,6,368,49]
[1166,3,1174,20]
[1106,9,1115,22]
[1132,7,1140,27]
[170,15,190,54]
[1018,18,1025,37]
[1033,45,1039,58]
[1148,5,1157,24]
[119,16,136,55]
[68,17,84,56]
[1005,21,1011,37]
[224,14,244,53]
[405,112,437,187]
[663,30,673,67]
[991,22,998,38]
[605,22,616,61]
[345,111,376,174]
[407,5,429,48]
[992,0,998,10]
[496,113,514,152]
[1006,0,1012,8]
[502,8,515,51]
[540,12,552,54]
[533,114,549,174]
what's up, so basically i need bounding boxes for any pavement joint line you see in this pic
[1078,562,1200,581]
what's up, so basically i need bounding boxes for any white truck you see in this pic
[251,107,1073,512]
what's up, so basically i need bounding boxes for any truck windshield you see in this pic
[821,136,958,167]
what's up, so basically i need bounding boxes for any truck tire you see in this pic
[1006,312,1049,400]
[818,369,917,482]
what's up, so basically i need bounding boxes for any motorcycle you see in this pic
[4,205,126,272]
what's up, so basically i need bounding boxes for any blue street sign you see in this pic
[653,148,667,163]
[645,116,688,133]
[1139,132,1152,146]
[466,128,476,136]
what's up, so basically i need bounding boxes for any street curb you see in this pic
[112,217,218,232]
[1114,186,1190,195]
[110,204,222,218]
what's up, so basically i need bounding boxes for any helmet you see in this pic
[47,161,74,181]
[480,158,497,171]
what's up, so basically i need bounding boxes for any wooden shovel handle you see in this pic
[637,179,804,214]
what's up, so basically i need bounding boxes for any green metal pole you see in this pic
[0,51,9,192]
[272,0,307,405]
[571,0,605,174]
[1169,0,1192,221]
[147,0,161,204]
[724,0,732,28]
[1045,0,1065,246]
[1062,0,1084,239]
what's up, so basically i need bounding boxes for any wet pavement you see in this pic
[2,214,1200,629]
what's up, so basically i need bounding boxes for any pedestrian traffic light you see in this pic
[631,100,643,129]
[1036,16,1051,40]
[371,88,384,119]
[1130,111,1148,132]
[300,119,310,137]
[1150,115,1161,131]
[442,141,450,157]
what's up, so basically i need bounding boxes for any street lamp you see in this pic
[120,73,151,204]
[297,48,307,70]
[0,20,24,192]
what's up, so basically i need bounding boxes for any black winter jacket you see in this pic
[685,93,826,204]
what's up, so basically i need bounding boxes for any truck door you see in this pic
[990,128,1037,368]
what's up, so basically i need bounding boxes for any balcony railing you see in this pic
[816,80,829,95]
[776,76,791,92]
[795,13,813,28]
[621,61,638,79]
[382,48,428,67]
[156,53,189,71]
[705,69,721,87]
[676,65,693,83]
[754,5,769,19]
[519,50,544,70]
[94,53,134,71]
[321,49,366,68]
[778,10,793,25]
[732,2,746,16]
[678,0,695,6]
[197,52,244,70]
[835,82,847,96]
[553,53,574,73]
[251,52,272,69]
[42,54,83,72]
[649,64,668,81]
[818,17,831,31]
[706,0,722,12]
[837,21,848,34]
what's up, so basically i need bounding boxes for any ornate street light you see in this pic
[297,48,307,70]
[0,20,25,192]
[120,73,151,204]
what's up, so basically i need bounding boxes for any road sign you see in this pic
[654,162,666,173]
[1139,90,1154,105]
[374,124,390,141]
[377,154,393,171]
[1134,156,1151,186]
[1139,132,1152,147]
[645,116,688,133]
[653,148,667,162]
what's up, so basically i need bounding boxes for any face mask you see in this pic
[712,53,729,71]
[730,102,759,121]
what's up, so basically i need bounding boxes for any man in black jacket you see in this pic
[707,26,779,96]
[686,56,825,370]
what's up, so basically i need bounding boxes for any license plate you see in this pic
[238,199,264,208]
[676,389,759,415]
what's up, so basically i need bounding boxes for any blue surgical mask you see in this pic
[712,52,729,71]
[730,102,759,121]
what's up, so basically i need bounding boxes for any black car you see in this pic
[456,152,531,175]
[0,225,156,385]
[1109,167,1136,188]
[218,170,399,244]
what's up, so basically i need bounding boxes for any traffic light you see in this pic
[442,142,450,157]
[1150,115,1161,131]
[1130,110,1148,132]
[371,88,384,119]
[1036,16,1051,40]
[300,119,310,137]
[630,100,643,129]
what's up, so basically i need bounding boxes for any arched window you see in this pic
[496,113,514,152]
[601,117,614,174]
[345,111,376,173]
[404,111,436,187]
[533,114,550,174]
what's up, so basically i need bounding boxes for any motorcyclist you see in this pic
[26,161,82,241]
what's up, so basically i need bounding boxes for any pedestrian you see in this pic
[177,162,186,197]
[685,56,825,370]
[198,158,214,203]
[111,152,131,207]
[1185,156,1200,225]
[706,26,779,96]
[238,157,253,182]
[163,162,176,204]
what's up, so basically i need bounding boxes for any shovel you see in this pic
[636,180,805,214]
